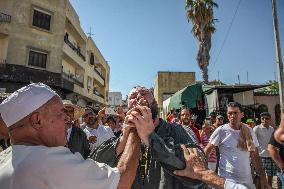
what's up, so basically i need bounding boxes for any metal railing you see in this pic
[0,12,11,23]
[61,72,84,88]
[0,59,6,64]
[64,36,86,61]
[94,68,105,83]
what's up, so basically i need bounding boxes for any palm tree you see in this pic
[185,0,218,84]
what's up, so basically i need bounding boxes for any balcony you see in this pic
[94,68,105,86]
[61,72,84,88]
[0,12,11,23]
[64,35,86,61]
[93,89,105,104]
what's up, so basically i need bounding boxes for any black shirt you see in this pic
[269,132,284,162]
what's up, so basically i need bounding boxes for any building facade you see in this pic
[0,0,109,107]
[108,92,122,106]
[153,71,196,116]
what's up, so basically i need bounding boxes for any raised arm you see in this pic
[116,129,140,189]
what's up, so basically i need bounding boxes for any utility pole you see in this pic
[272,0,284,113]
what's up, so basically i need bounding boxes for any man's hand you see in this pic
[89,135,97,144]
[174,145,225,189]
[125,106,154,146]
[174,145,207,180]
[98,107,106,119]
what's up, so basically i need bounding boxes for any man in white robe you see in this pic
[0,83,155,189]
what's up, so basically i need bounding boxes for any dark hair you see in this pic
[181,106,192,114]
[106,115,116,123]
[209,112,216,117]
[227,102,243,112]
[260,112,271,118]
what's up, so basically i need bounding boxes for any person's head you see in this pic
[246,118,256,128]
[226,102,243,126]
[180,107,192,125]
[260,112,271,126]
[0,83,68,147]
[216,115,224,126]
[209,112,217,124]
[128,86,158,120]
[82,107,99,127]
[106,115,117,130]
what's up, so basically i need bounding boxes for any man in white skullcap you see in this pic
[0,83,154,189]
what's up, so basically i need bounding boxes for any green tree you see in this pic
[185,0,218,84]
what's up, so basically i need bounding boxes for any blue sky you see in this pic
[70,0,284,98]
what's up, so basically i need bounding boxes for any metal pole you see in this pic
[272,0,284,113]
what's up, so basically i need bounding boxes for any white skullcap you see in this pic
[0,83,58,127]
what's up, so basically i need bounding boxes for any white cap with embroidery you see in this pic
[0,83,58,127]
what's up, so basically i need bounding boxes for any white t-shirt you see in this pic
[253,124,274,157]
[0,145,120,189]
[209,124,259,187]
[83,125,114,151]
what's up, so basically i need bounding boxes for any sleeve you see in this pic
[90,137,119,168]
[149,124,200,170]
[37,147,120,189]
[249,127,259,147]
[209,126,222,146]
[224,180,249,189]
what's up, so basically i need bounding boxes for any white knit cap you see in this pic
[0,83,58,127]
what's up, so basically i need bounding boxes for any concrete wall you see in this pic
[154,72,196,110]
[255,95,280,127]
[6,0,66,73]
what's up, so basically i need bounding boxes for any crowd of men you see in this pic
[1,82,284,189]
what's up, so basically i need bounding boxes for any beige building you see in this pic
[0,0,109,106]
[153,71,196,116]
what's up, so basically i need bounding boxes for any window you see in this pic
[32,9,51,31]
[28,49,47,68]
[90,52,94,65]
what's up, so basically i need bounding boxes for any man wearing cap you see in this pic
[63,100,90,159]
[82,107,114,153]
[0,82,153,189]
[253,112,276,187]
[92,86,204,189]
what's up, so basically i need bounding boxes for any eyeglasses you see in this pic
[261,117,270,120]
[227,112,240,115]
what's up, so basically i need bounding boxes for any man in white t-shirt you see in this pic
[253,112,276,187]
[0,83,155,189]
[205,102,270,189]
[82,107,114,152]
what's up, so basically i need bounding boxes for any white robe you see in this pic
[0,145,120,189]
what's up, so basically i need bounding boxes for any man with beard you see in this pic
[82,107,114,153]
[180,107,201,143]
[91,86,203,189]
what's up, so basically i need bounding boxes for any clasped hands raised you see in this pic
[124,103,155,146]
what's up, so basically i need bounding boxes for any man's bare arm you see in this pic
[115,126,132,156]
[174,145,224,189]
[116,129,140,189]
[268,144,284,171]
[204,143,215,157]
[250,149,270,189]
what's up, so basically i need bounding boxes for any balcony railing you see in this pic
[0,12,11,23]
[61,72,84,88]
[93,89,105,99]
[94,68,105,83]
[64,35,86,61]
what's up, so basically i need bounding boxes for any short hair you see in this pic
[106,115,116,123]
[209,112,216,117]
[260,112,271,118]
[227,102,243,112]
[180,106,192,115]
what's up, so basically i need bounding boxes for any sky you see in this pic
[69,0,284,98]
